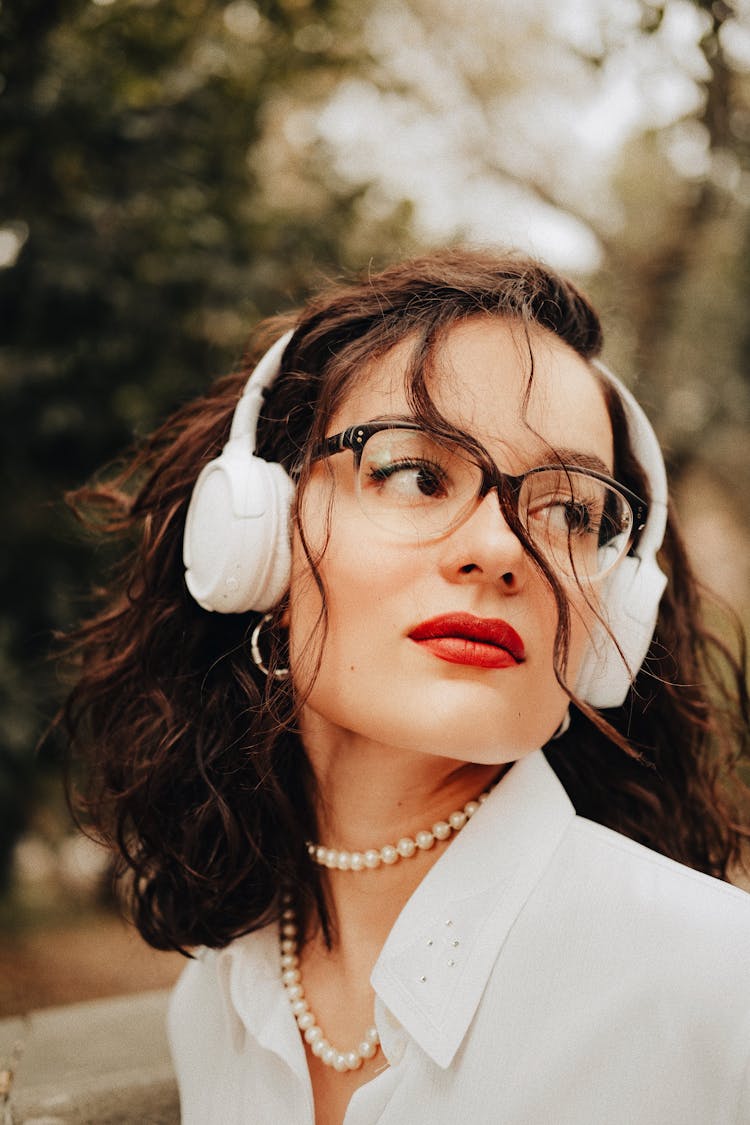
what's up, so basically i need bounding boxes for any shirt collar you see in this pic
[371,749,575,1068]
[214,750,575,1073]
[214,923,310,1083]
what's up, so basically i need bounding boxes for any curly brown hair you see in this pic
[61,248,750,953]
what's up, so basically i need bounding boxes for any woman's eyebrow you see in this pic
[539,448,613,476]
[330,422,614,477]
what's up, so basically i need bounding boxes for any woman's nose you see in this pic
[439,490,529,591]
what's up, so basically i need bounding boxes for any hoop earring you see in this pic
[250,613,290,680]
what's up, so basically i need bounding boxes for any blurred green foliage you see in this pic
[0,0,414,887]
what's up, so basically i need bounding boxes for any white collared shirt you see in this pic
[168,751,750,1124]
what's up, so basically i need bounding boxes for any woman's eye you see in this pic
[560,500,593,533]
[366,459,449,501]
[531,498,597,536]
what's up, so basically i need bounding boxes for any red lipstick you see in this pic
[408,613,526,669]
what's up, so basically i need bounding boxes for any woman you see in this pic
[64,249,750,1124]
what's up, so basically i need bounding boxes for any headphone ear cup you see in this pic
[576,555,668,709]
[183,448,294,614]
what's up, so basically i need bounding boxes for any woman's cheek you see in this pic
[565,585,605,684]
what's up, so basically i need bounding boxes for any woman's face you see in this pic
[288,316,614,764]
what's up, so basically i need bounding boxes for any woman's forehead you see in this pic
[328,317,614,471]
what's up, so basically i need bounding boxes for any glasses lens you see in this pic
[356,428,478,538]
[518,469,634,581]
[353,432,634,580]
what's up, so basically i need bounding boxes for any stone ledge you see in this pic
[0,990,179,1124]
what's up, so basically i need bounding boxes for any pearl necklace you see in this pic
[306,787,491,871]
[286,785,493,1072]
[279,901,381,1072]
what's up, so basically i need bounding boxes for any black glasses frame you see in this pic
[311,420,649,536]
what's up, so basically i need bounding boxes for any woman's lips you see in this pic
[408,613,526,669]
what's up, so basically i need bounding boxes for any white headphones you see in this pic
[182,336,668,709]
[573,361,668,708]
[182,330,295,614]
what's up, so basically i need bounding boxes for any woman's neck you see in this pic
[299,712,507,956]
[304,716,503,849]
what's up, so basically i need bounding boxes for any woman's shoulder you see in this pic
[167,925,279,1072]
[560,814,750,960]
[168,947,227,1054]
[571,814,750,900]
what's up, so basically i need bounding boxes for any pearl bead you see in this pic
[305,781,493,874]
[281,902,382,1076]
[285,782,499,1075]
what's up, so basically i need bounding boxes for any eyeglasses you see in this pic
[311,421,648,584]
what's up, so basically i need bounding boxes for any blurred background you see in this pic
[2,0,749,1015]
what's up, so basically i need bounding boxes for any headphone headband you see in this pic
[227,330,295,449]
